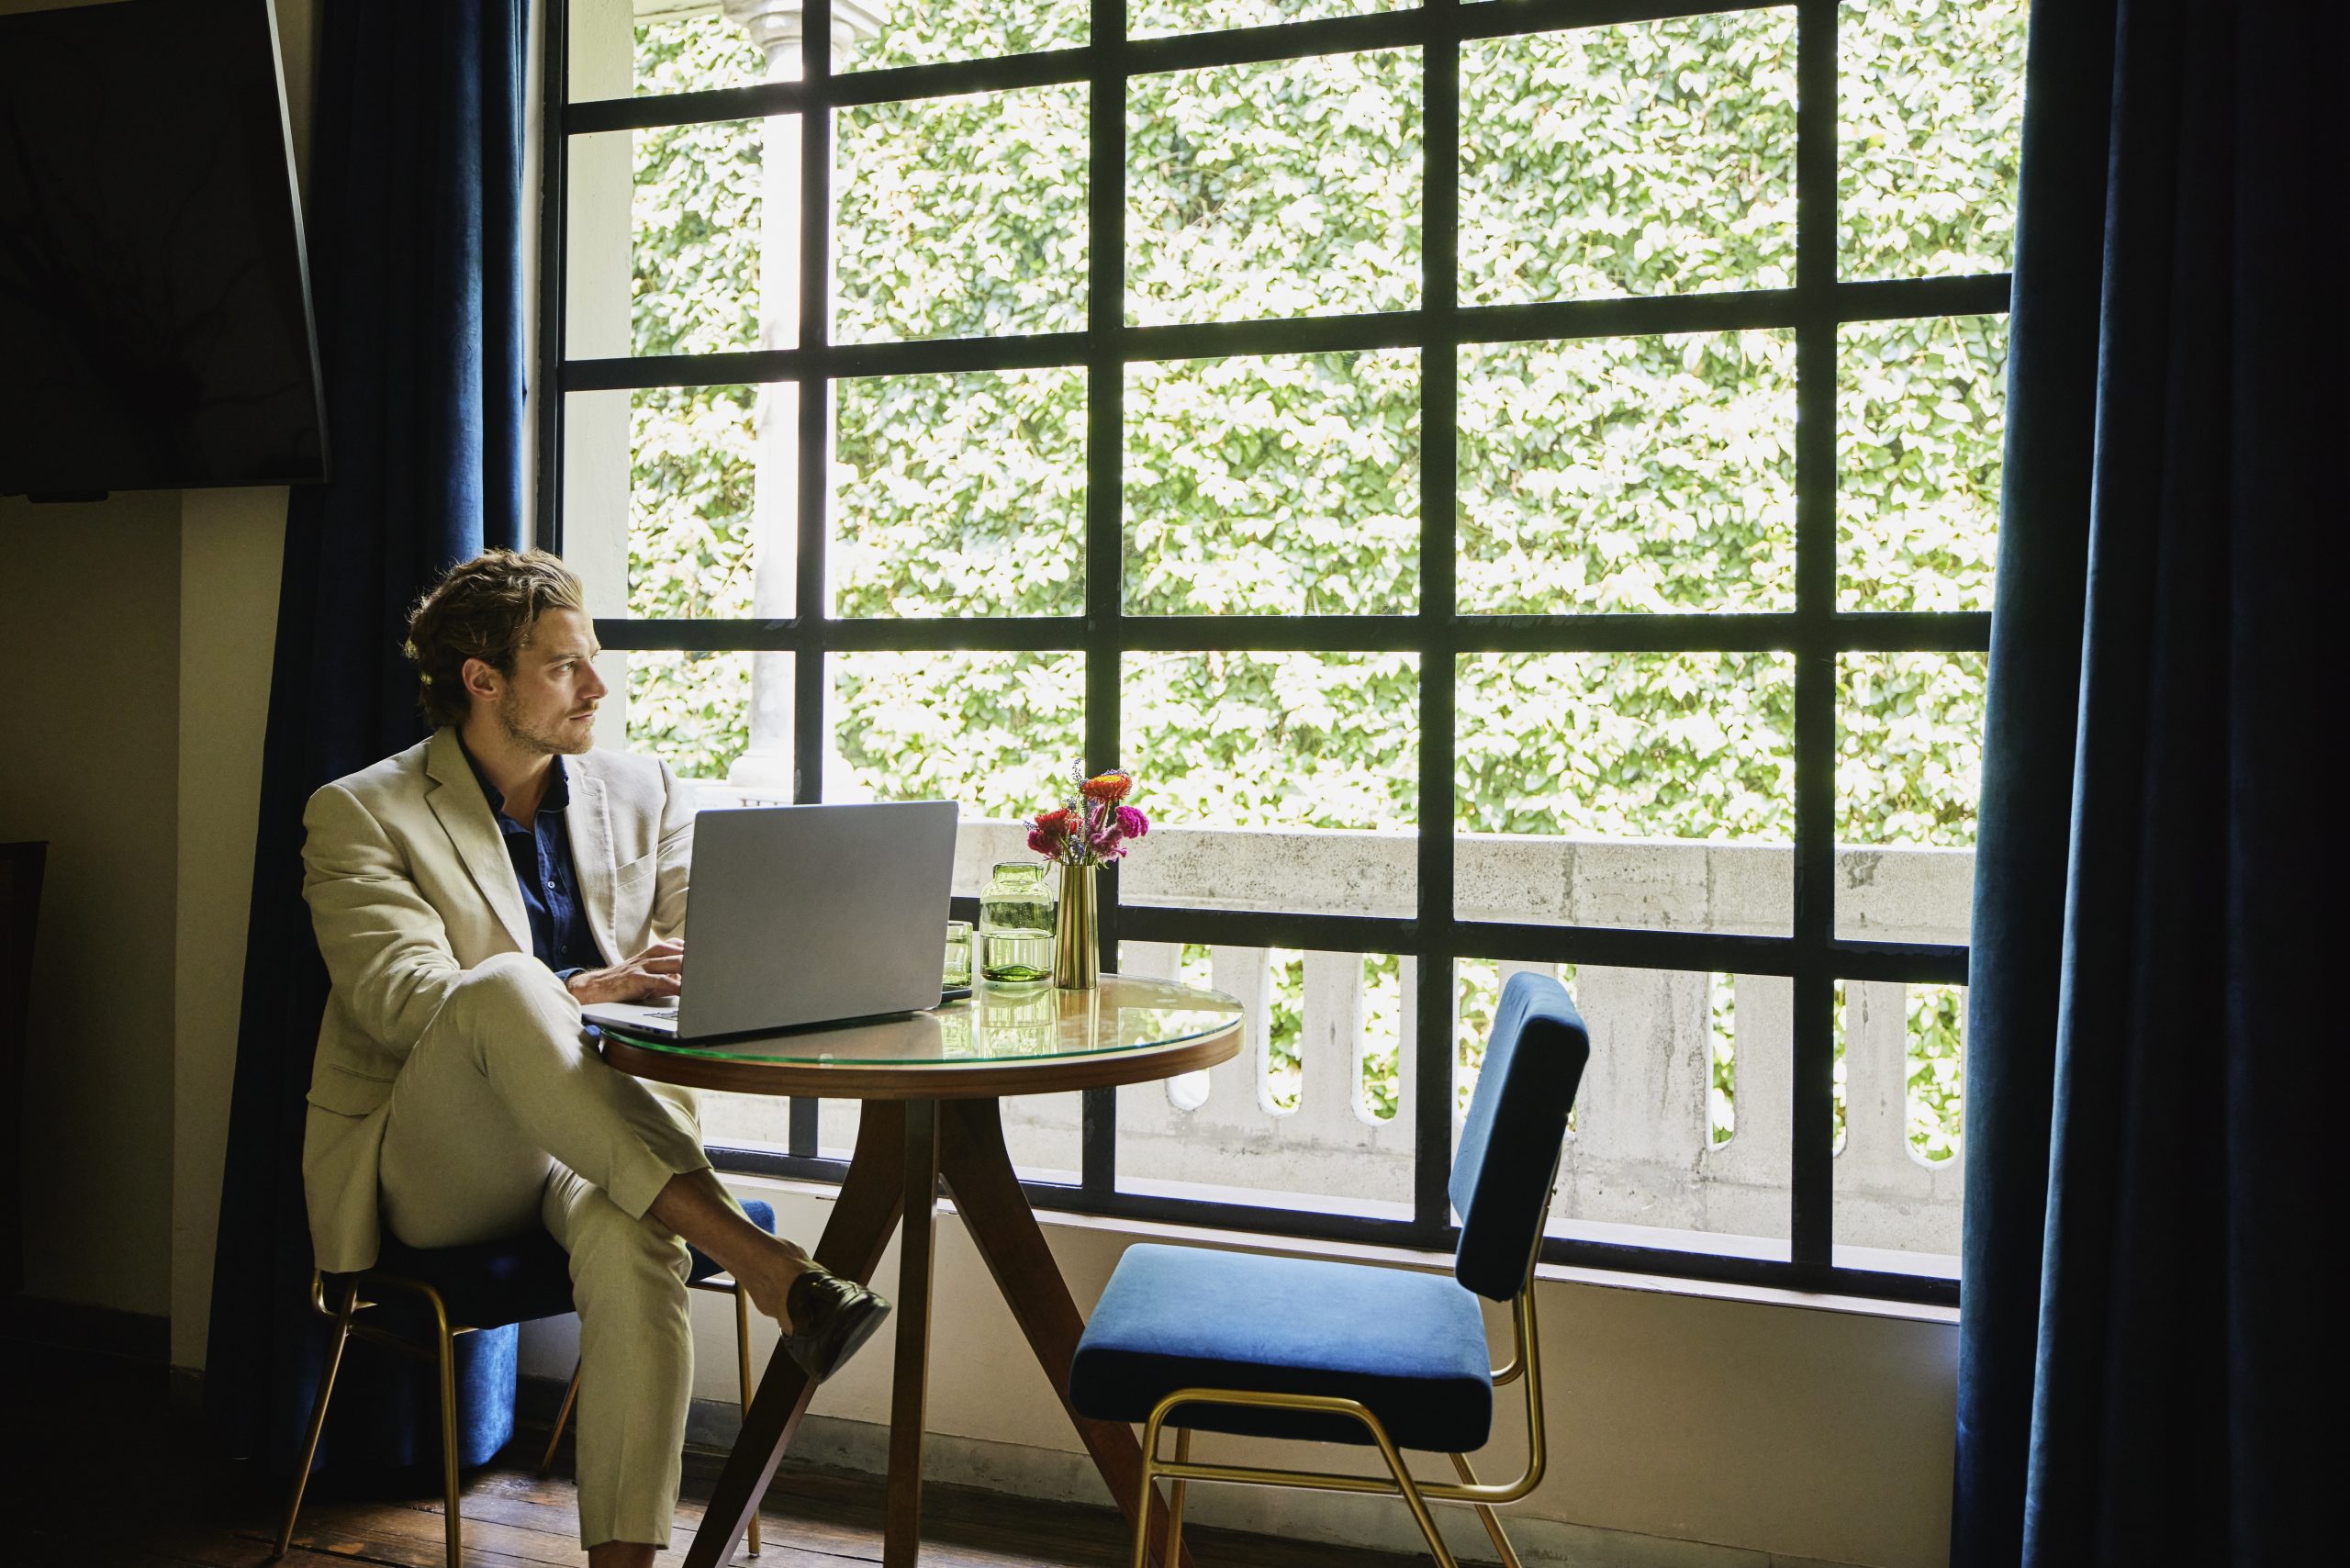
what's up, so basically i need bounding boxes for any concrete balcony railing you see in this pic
[692,791,1971,1271]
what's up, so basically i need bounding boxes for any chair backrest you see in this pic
[1449,971,1590,1301]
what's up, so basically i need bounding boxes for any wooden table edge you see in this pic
[600,1019,1243,1099]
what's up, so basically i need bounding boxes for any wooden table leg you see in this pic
[884,1100,941,1568]
[685,1103,909,1568]
[938,1099,1197,1568]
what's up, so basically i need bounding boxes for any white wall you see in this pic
[169,490,286,1369]
[0,489,183,1314]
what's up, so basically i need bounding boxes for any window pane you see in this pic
[1458,958,1790,1259]
[1839,0,2029,280]
[1127,48,1422,326]
[834,368,1087,619]
[621,649,769,783]
[1115,942,1414,1221]
[827,651,1086,821]
[1125,351,1420,615]
[1456,653,1796,935]
[836,84,1090,343]
[1133,0,1407,39]
[626,386,760,619]
[1839,315,2008,611]
[1835,651,1985,942]
[1459,331,1796,614]
[696,1089,794,1157]
[1832,976,1964,1278]
[1460,8,1797,307]
[563,386,797,622]
[1122,652,1420,918]
[565,116,793,360]
[854,4,1090,73]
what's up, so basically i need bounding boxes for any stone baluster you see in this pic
[1696,973,1793,1245]
[1207,945,1277,1121]
[1841,980,1914,1188]
[1294,951,1364,1139]
[1117,940,1205,1111]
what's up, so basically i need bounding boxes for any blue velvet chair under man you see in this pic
[1071,972,1589,1568]
[275,1200,778,1566]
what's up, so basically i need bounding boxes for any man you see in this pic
[298,549,887,1567]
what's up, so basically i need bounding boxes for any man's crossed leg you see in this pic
[376,954,883,1565]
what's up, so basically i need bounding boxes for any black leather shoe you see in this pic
[782,1267,891,1383]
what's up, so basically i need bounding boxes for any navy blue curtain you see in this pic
[1955,3,2340,1562]
[204,0,529,1473]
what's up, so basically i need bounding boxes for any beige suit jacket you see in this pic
[298,726,696,1272]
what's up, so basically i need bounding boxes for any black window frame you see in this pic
[541,0,2005,1307]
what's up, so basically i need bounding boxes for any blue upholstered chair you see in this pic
[1071,972,1589,1568]
[275,1200,778,1566]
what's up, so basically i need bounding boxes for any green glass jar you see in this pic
[978,860,1056,984]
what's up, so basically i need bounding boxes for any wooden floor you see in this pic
[3,1350,1422,1568]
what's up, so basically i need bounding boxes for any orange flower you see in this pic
[1080,771,1134,805]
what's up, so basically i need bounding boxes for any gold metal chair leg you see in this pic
[432,1303,463,1568]
[275,1280,358,1558]
[734,1285,762,1556]
[1167,1428,1191,1566]
[1449,1453,1524,1568]
[541,1358,584,1478]
[1130,1409,1164,1568]
[1360,1423,1459,1568]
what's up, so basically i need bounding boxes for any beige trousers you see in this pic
[376,952,714,1551]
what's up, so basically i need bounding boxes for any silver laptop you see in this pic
[582,800,957,1042]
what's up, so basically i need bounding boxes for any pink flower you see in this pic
[1026,828,1062,858]
[1114,806,1149,840]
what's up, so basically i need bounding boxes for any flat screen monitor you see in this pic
[0,0,327,497]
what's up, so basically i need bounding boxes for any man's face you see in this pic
[476,607,607,756]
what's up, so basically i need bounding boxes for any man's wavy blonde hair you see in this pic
[402,549,587,729]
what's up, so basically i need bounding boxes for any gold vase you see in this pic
[1053,862,1099,990]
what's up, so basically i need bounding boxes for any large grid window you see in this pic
[543,0,2025,1303]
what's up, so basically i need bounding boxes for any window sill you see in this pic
[722,1171,1961,1327]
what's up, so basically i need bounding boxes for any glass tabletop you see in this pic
[599,974,1243,1070]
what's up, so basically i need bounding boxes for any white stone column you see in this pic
[721,0,885,796]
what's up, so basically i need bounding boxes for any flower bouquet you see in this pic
[1027,767,1148,989]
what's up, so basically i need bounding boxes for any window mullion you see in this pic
[1790,0,1841,1276]
[1080,0,1131,1202]
[792,3,834,814]
[1414,0,1463,1244]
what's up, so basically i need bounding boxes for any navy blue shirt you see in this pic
[459,740,606,980]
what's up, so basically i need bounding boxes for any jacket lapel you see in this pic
[567,763,623,966]
[423,728,532,954]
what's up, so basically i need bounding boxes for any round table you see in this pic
[601,976,1244,1568]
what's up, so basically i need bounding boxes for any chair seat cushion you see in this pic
[356,1228,577,1329]
[1070,1244,1494,1452]
[342,1198,778,1329]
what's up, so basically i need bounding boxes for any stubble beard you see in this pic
[496,689,594,757]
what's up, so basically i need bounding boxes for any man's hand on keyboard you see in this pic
[565,938,685,1005]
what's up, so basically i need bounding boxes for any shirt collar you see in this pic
[455,733,569,826]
